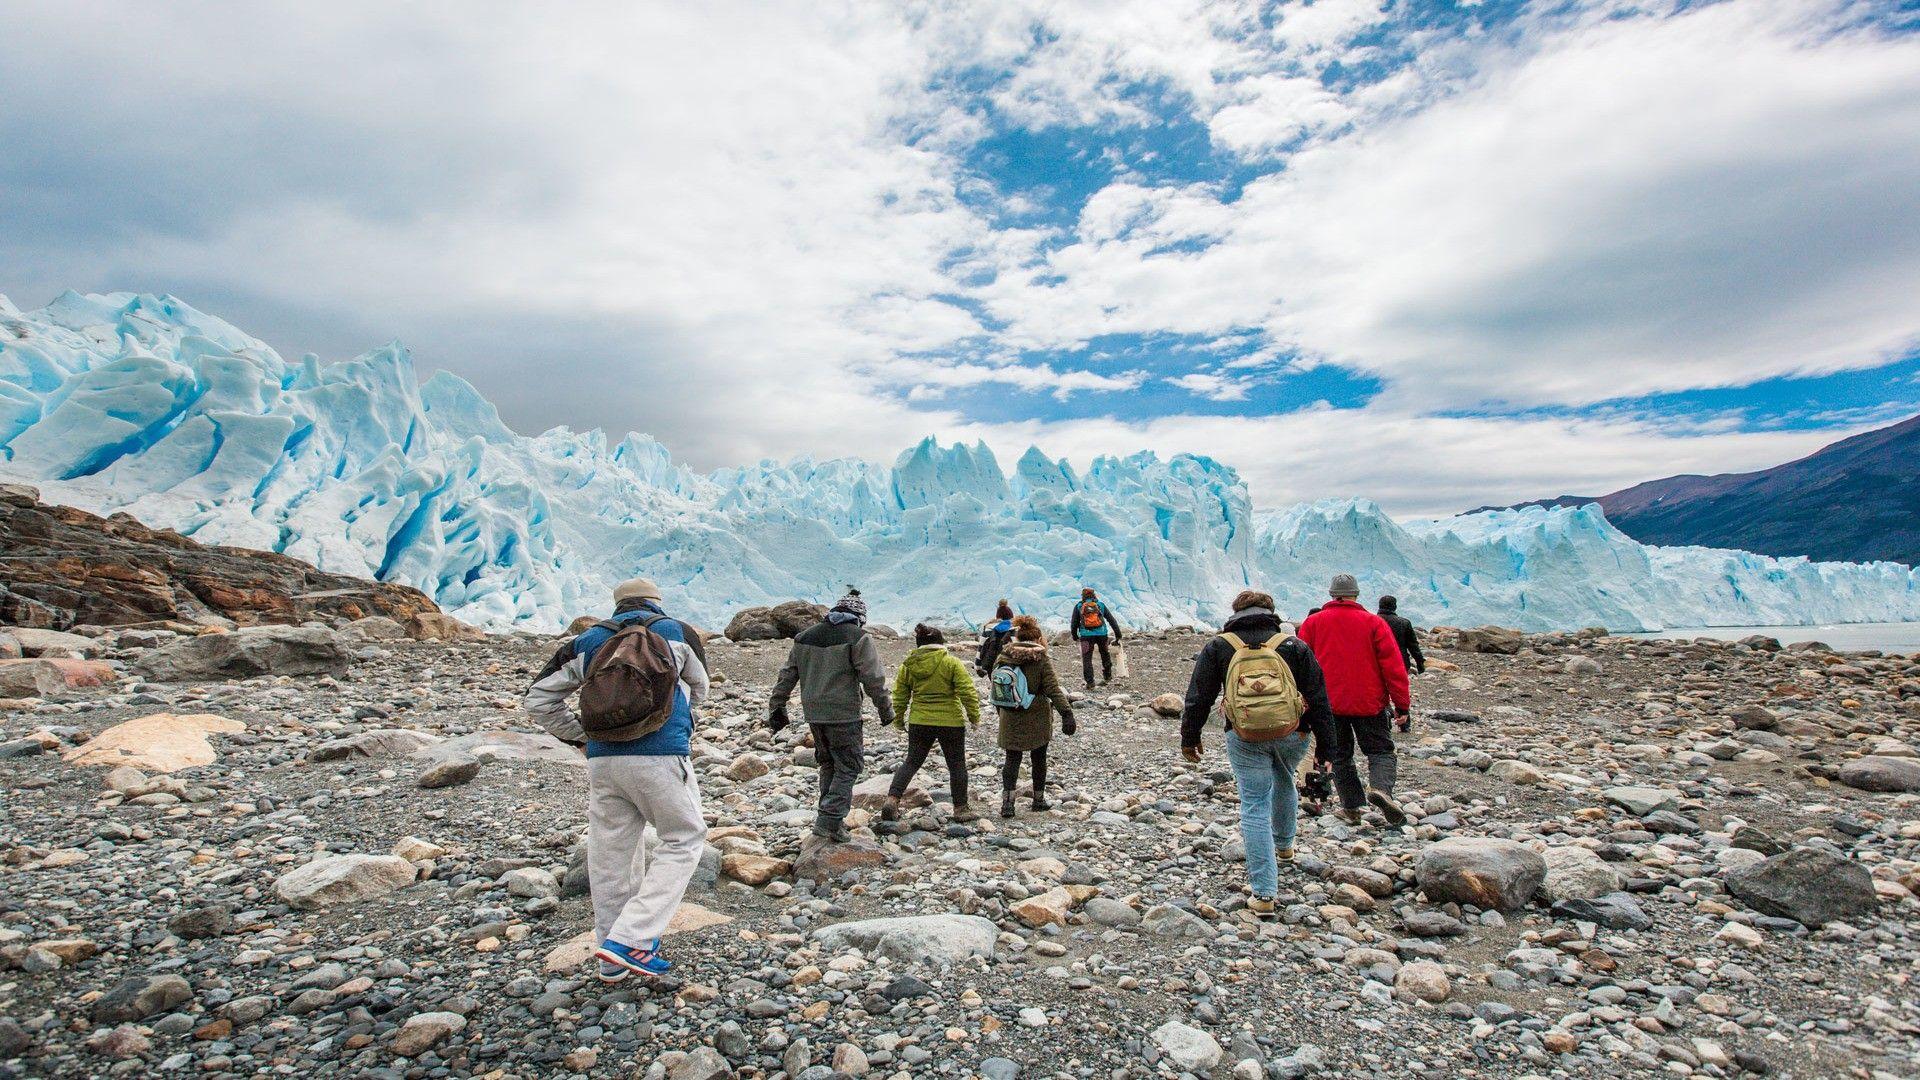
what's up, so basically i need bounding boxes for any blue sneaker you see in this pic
[595,959,630,984]
[594,937,671,977]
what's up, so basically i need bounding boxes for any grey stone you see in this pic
[811,914,998,966]
[1416,837,1546,911]
[134,625,350,680]
[1724,848,1877,927]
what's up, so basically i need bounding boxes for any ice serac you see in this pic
[3,291,1917,634]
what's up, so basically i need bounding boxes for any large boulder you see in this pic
[135,626,350,680]
[1455,626,1524,654]
[91,975,192,1023]
[340,616,408,642]
[274,854,418,909]
[793,834,888,881]
[811,914,998,966]
[309,728,443,761]
[0,659,69,698]
[1415,837,1546,911]
[62,713,246,772]
[724,601,827,641]
[1539,845,1625,905]
[1724,848,1877,927]
[9,627,102,657]
[1836,755,1920,793]
[404,612,485,641]
[1150,1021,1222,1072]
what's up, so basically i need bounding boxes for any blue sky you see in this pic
[1,0,1917,514]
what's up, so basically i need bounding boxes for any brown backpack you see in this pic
[578,615,680,742]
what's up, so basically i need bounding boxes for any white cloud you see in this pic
[3,0,1914,517]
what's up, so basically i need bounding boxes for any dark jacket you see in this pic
[770,615,893,725]
[1378,609,1425,674]
[976,620,1013,675]
[1068,597,1120,640]
[1180,608,1333,761]
[992,640,1074,751]
[1299,599,1411,716]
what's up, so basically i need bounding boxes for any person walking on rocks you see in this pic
[1298,574,1412,826]
[884,624,983,821]
[768,589,894,841]
[1376,595,1426,678]
[976,600,1016,676]
[991,615,1076,818]
[523,578,710,982]
[1069,586,1122,689]
[1178,590,1333,916]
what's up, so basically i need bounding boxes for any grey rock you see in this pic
[1415,837,1546,912]
[1836,755,1920,793]
[811,914,998,965]
[274,853,417,909]
[1724,848,1877,927]
[134,625,350,680]
[92,974,192,1022]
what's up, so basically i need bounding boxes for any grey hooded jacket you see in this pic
[769,615,894,725]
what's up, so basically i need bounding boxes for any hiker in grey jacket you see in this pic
[767,590,894,840]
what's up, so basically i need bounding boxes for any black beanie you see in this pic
[915,623,945,646]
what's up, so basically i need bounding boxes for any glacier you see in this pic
[2,291,1917,634]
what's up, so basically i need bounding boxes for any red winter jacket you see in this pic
[1298,599,1411,717]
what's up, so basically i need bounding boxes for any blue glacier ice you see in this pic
[3,291,1916,633]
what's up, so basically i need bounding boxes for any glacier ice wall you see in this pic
[3,291,1916,633]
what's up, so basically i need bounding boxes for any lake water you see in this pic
[1622,622,1920,654]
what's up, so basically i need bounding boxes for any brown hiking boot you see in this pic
[880,797,901,822]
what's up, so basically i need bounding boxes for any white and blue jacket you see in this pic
[523,601,709,758]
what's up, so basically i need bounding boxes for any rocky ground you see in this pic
[3,617,1919,1080]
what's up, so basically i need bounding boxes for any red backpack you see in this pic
[1079,599,1105,631]
[578,615,680,742]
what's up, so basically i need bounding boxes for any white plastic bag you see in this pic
[1112,641,1131,680]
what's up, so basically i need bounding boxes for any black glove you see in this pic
[874,709,895,727]
[768,706,789,733]
[1061,713,1077,737]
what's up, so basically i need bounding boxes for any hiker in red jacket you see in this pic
[1297,574,1412,826]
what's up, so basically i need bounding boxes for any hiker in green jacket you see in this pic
[883,624,982,822]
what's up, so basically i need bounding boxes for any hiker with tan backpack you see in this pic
[1178,589,1333,917]
[524,578,710,981]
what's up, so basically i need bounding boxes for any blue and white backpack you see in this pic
[989,664,1036,709]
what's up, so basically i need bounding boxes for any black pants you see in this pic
[890,724,968,806]
[1329,712,1396,810]
[1078,638,1111,685]
[810,723,864,831]
[1001,746,1048,796]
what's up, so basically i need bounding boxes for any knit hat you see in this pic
[914,623,944,646]
[1378,595,1398,613]
[1328,574,1360,599]
[831,589,867,619]
[612,578,662,604]
[1081,587,1096,599]
[1231,589,1274,613]
[995,600,1014,621]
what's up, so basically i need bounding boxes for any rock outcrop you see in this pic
[0,485,437,630]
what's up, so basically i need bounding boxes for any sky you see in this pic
[2,0,1917,516]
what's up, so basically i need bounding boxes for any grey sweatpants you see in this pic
[586,755,706,947]
[811,722,864,832]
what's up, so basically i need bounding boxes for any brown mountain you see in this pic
[0,483,441,630]
[1489,413,1920,567]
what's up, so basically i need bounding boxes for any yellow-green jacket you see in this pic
[891,645,981,728]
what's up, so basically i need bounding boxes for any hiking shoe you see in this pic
[1367,788,1407,826]
[595,959,631,984]
[1336,807,1364,825]
[1030,797,1052,812]
[1000,793,1017,819]
[880,797,901,822]
[1277,847,1295,862]
[812,823,853,843]
[1247,896,1277,919]
[595,937,670,978]
[951,804,980,823]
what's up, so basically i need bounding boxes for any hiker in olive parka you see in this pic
[884,624,982,821]
[990,615,1076,818]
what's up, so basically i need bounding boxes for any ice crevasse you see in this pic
[2,291,1916,633]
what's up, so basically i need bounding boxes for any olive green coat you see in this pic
[890,645,981,728]
[992,641,1075,751]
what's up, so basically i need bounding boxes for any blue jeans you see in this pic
[1225,730,1312,897]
